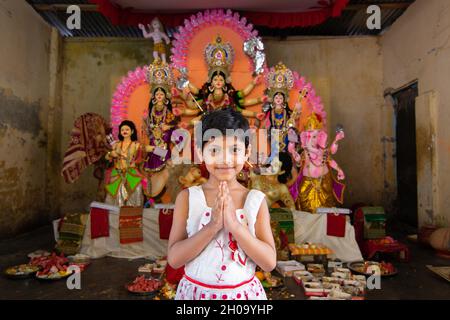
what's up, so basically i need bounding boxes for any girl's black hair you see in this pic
[118,120,138,141]
[200,107,250,150]
[277,152,293,184]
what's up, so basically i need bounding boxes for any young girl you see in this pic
[168,108,276,300]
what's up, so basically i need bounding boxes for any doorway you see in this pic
[392,82,418,229]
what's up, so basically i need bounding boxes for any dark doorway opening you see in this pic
[392,82,418,229]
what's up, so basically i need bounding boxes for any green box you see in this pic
[270,208,295,243]
[362,207,386,239]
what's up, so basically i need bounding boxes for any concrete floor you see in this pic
[0,225,449,300]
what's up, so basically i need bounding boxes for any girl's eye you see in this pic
[232,146,241,153]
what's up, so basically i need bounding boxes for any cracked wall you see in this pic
[0,0,52,238]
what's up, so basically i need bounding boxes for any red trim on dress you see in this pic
[228,232,247,266]
[184,274,255,289]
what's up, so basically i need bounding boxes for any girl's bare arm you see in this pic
[167,189,223,269]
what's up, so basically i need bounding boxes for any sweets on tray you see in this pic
[32,252,72,280]
[349,261,396,276]
[323,282,342,291]
[288,243,333,256]
[298,265,367,299]
[4,264,40,278]
[276,260,305,277]
[256,271,283,288]
[138,263,155,273]
[160,281,177,299]
[331,271,351,280]
[307,264,326,276]
[153,259,167,274]
[30,252,69,269]
[328,289,352,300]
[302,279,326,297]
[36,266,71,280]
[293,270,315,285]
[27,250,51,259]
[127,275,162,293]
[67,254,90,272]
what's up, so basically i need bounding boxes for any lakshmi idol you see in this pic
[142,61,181,198]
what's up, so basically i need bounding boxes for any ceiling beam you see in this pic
[345,3,412,11]
[33,2,412,12]
[33,4,99,12]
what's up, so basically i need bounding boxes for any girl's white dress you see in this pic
[175,185,267,300]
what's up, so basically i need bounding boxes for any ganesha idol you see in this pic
[288,113,345,213]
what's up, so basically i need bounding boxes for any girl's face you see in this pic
[155,90,165,103]
[202,135,248,182]
[120,125,132,139]
[212,75,225,90]
[273,93,284,106]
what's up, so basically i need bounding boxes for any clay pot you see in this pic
[429,228,450,259]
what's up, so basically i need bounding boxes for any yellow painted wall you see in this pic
[0,0,52,238]
[265,37,386,208]
[60,38,153,213]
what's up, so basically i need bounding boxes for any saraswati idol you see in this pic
[262,62,303,152]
